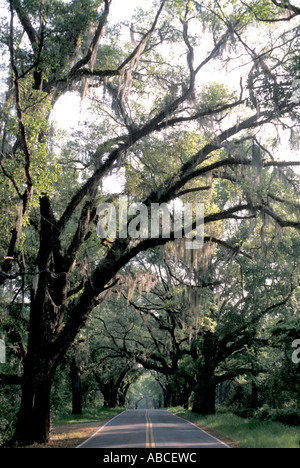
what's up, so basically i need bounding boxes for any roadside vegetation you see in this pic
[1,407,124,448]
[169,407,300,449]
[52,407,124,427]
[6,405,299,448]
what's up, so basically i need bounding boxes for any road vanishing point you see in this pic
[77,410,230,449]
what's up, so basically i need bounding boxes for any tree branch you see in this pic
[175,185,212,197]
[11,0,40,47]
[261,205,300,230]
[116,0,166,73]
[69,0,166,81]
[69,0,112,77]
[205,236,253,260]
[9,6,33,204]
[0,6,35,285]
[241,0,300,23]
[270,0,300,14]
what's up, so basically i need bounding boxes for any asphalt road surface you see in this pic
[77,410,230,449]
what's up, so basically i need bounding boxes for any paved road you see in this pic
[77,410,230,449]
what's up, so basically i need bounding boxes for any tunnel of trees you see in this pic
[0,0,300,446]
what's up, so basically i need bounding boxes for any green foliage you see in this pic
[127,373,163,409]
[0,384,20,445]
[198,82,237,110]
[52,407,124,427]
[166,0,195,18]
[125,130,202,199]
[241,0,288,22]
[26,0,101,78]
[169,407,300,448]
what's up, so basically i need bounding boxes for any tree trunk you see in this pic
[13,353,54,445]
[192,333,217,415]
[118,390,126,408]
[176,382,193,409]
[118,382,130,407]
[251,379,259,410]
[11,268,61,445]
[192,373,216,415]
[101,384,119,408]
[163,386,172,408]
[180,392,190,410]
[70,358,83,415]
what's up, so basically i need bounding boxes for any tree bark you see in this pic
[70,358,83,415]
[162,384,172,408]
[118,382,130,407]
[192,373,216,415]
[192,333,217,415]
[13,353,54,445]
[101,382,119,408]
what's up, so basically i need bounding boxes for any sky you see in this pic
[110,0,142,23]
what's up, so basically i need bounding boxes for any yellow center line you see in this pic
[146,410,155,448]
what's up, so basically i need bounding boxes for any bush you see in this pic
[232,407,256,419]
[169,407,300,448]
[0,386,20,446]
[274,409,300,426]
[255,406,300,426]
[254,406,270,421]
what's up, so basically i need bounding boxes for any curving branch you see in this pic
[10,0,40,46]
[69,0,166,81]
[270,0,300,14]
[69,0,112,77]
[261,205,300,230]
[241,0,300,23]
[0,6,34,286]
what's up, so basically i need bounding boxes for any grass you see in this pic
[52,407,124,427]
[48,407,125,448]
[6,407,125,448]
[169,407,300,448]
[7,406,300,448]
